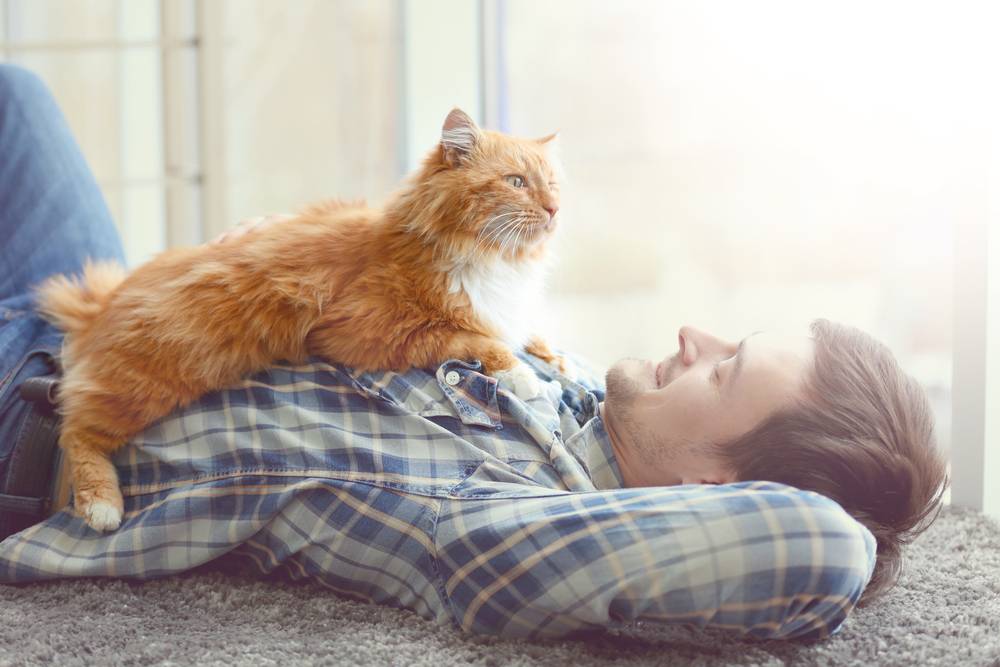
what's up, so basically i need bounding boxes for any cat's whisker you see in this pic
[483,210,520,226]
[495,221,516,259]
[472,216,514,256]
[474,216,522,260]
[512,220,529,257]
[476,211,520,243]
[472,222,511,261]
[512,223,528,258]
[499,218,527,259]
[483,218,518,247]
[479,213,524,247]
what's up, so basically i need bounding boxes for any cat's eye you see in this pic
[504,175,526,188]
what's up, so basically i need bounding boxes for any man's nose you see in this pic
[678,326,736,365]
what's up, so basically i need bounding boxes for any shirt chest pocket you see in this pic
[362,362,566,458]
[336,362,511,497]
[349,361,503,430]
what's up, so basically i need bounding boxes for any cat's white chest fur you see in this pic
[447,256,547,350]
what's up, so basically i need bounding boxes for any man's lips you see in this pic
[656,355,680,388]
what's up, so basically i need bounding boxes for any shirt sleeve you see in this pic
[433,481,876,640]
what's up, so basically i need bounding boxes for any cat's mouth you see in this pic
[528,217,557,239]
[483,217,556,255]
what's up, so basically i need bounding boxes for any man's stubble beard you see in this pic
[604,360,683,468]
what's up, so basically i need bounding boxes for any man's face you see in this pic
[601,326,815,487]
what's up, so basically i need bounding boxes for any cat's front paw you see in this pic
[494,362,543,401]
[75,487,124,532]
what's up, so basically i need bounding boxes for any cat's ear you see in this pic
[441,108,481,166]
[536,132,560,146]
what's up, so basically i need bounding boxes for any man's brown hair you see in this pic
[713,318,949,604]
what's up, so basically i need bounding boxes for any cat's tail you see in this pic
[35,260,127,334]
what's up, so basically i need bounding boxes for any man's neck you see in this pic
[598,402,642,488]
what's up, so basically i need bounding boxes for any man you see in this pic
[0,65,947,640]
[601,323,947,606]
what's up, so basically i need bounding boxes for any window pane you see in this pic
[118,0,159,42]
[217,0,402,222]
[120,184,166,265]
[12,51,122,184]
[7,0,118,43]
[120,46,164,182]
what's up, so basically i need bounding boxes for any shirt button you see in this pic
[445,371,461,386]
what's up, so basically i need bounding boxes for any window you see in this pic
[0,0,402,264]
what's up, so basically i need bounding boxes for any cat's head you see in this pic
[398,108,561,263]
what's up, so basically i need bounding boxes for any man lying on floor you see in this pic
[0,64,948,640]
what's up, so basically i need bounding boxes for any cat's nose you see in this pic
[545,205,559,219]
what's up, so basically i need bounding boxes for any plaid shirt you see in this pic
[0,353,875,640]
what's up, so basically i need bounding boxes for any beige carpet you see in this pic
[1,505,998,667]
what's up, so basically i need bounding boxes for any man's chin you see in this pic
[607,358,657,396]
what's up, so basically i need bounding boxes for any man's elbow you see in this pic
[754,499,877,641]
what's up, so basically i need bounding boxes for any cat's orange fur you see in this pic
[36,109,563,532]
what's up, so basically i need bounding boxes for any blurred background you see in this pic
[2,0,997,510]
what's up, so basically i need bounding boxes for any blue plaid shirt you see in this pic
[0,353,876,639]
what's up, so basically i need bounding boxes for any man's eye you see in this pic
[504,175,526,188]
[713,353,736,386]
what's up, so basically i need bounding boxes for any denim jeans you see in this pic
[0,64,126,480]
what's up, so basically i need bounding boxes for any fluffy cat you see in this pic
[36,108,564,532]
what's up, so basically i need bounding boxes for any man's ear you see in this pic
[441,108,481,167]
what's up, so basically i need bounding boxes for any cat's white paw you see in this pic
[495,363,543,401]
[80,498,122,532]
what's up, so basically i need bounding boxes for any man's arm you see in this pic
[434,481,876,640]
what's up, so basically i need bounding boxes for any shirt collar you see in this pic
[565,409,624,490]
[432,355,624,489]
[435,359,502,428]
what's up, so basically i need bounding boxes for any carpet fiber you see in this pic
[2,505,998,667]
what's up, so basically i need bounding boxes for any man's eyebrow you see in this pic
[729,331,761,389]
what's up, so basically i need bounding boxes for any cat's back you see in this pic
[253,200,380,254]
[90,201,381,340]
[248,202,383,280]
[298,198,373,221]
[127,200,377,286]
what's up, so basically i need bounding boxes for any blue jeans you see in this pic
[0,64,126,477]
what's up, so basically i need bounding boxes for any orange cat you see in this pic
[36,109,564,532]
